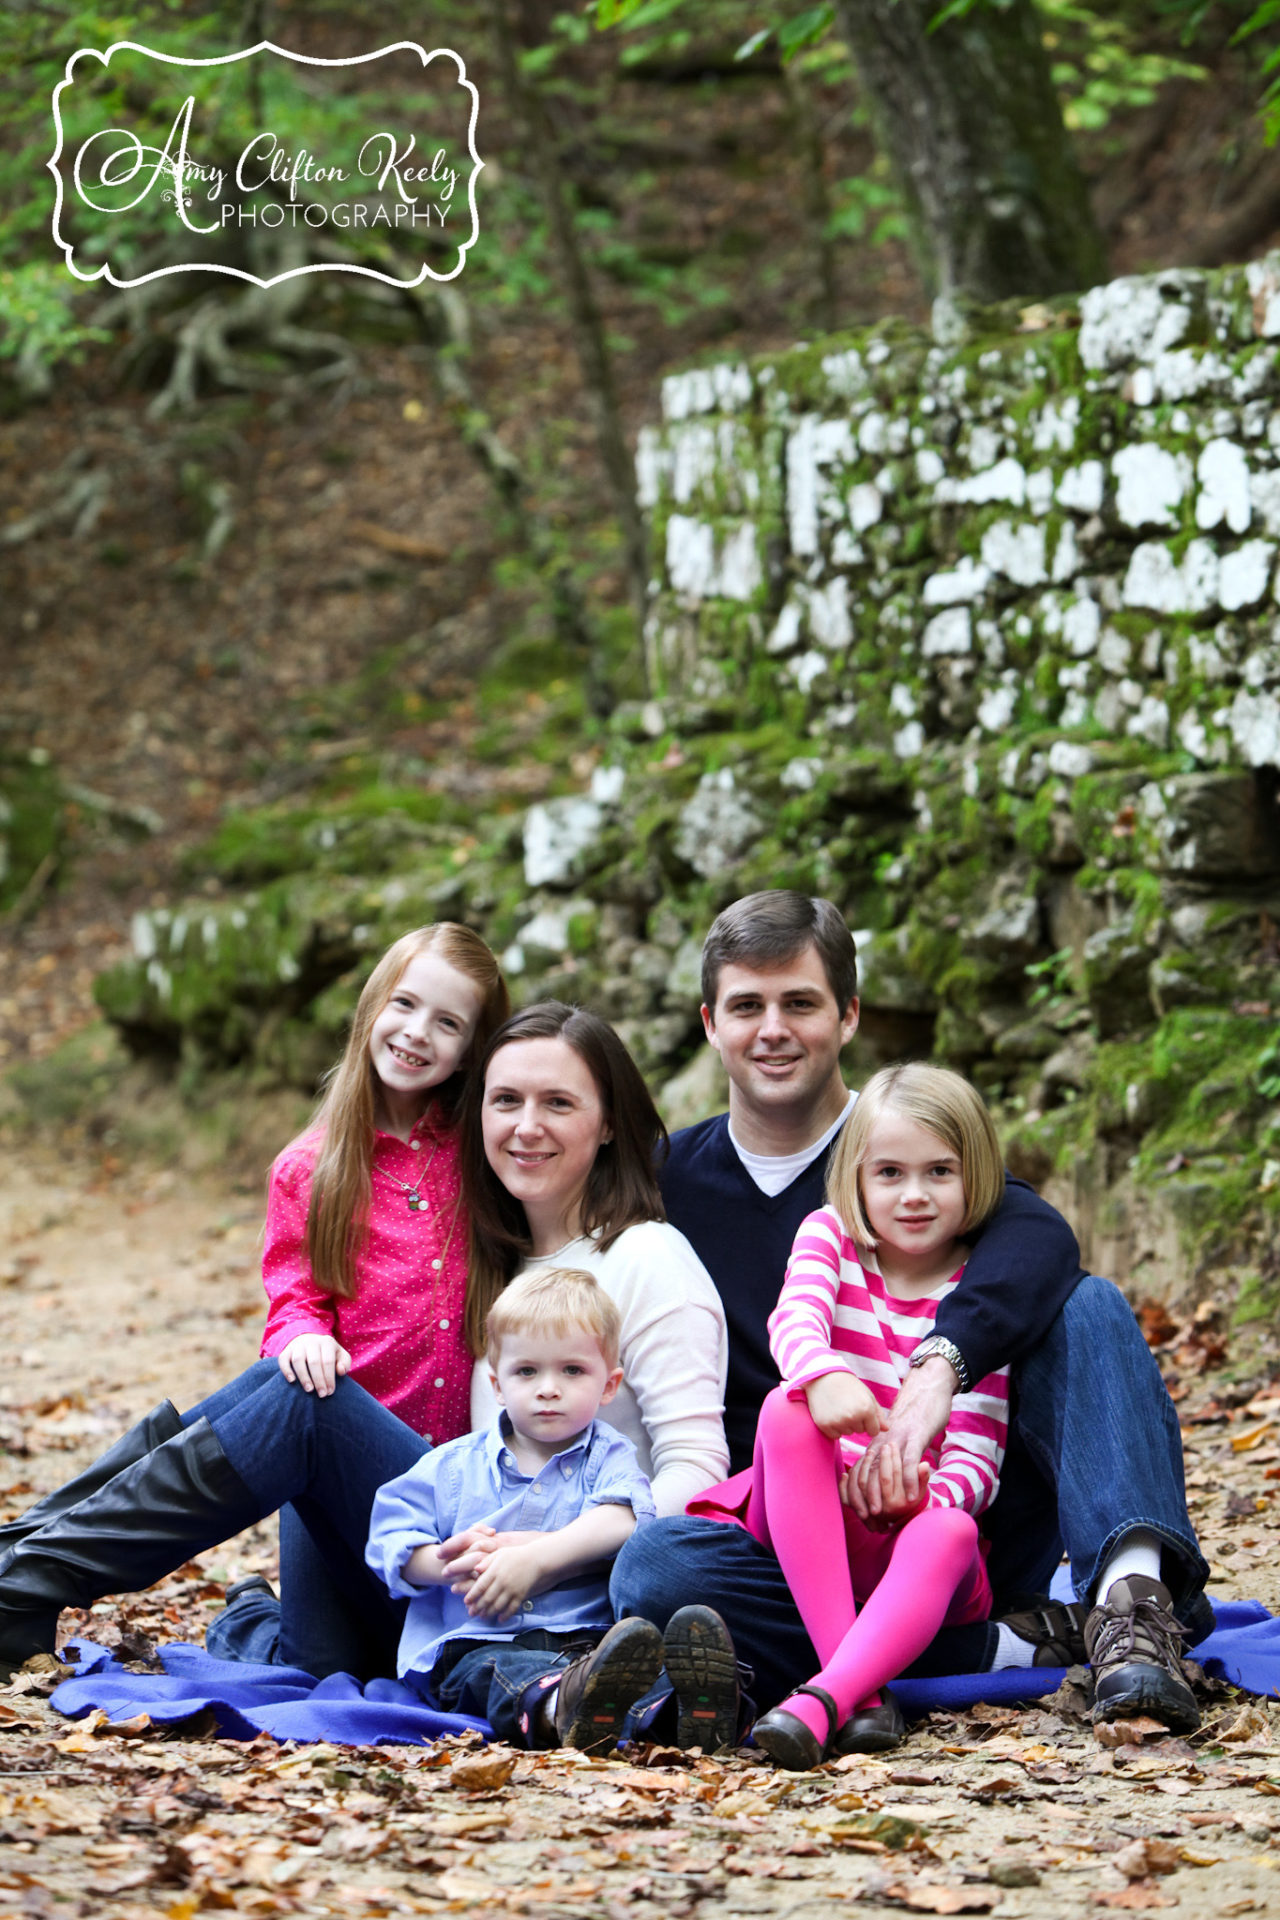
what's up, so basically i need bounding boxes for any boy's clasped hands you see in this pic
[803,1370,932,1529]
[411,1523,551,1621]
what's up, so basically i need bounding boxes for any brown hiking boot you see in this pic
[553,1617,664,1754]
[1084,1574,1200,1733]
[997,1596,1089,1667]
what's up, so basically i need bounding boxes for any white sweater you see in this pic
[470,1219,729,1517]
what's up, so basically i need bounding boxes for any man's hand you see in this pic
[845,1445,932,1529]
[462,1541,548,1621]
[278,1334,352,1397]
[804,1371,884,1441]
[841,1356,955,1520]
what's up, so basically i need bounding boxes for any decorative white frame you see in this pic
[49,39,483,288]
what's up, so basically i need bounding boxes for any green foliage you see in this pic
[922,0,1207,132]
[0,261,108,378]
[1026,946,1074,1010]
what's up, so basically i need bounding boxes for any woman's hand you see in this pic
[804,1371,884,1441]
[277,1334,352,1397]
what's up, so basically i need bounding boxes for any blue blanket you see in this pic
[49,1598,1280,1747]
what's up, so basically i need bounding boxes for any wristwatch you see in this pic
[908,1334,971,1394]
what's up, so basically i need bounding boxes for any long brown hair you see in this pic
[301,923,509,1298]
[461,1002,668,1354]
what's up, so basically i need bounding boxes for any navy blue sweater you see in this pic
[660,1110,1084,1474]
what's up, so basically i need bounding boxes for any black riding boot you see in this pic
[0,1418,263,1678]
[0,1400,182,1559]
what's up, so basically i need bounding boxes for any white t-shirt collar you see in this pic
[728,1089,857,1197]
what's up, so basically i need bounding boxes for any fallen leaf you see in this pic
[1221,1704,1272,1743]
[1111,1838,1182,1879]
[1094,1717,1168,1748]
[875,1883,999,1913]
[449,1748,518,1793]
[1231,1422,1275,1452]
[1092,1888,1176,1910]
[964,1774,1024,1800]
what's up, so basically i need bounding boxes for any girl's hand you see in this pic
[278,1334,352,1397]
[804,1371,884,1441]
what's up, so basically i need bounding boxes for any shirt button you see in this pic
[439,1318,450,1329]
[409,1139,421,1150]
[522,1602,533,1613]
[561,1464,571,1477]
[434,1377,444,1389]
[431,1260,442,1271]
[424,1434,433,1446]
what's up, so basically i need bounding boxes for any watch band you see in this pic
[908,1334,971,1394]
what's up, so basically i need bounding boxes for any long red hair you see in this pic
[300,923,509,1298]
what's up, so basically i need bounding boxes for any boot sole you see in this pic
[558,1620,664,1755]
[1092,1661,1200,1735]
[662,1605,739,1751]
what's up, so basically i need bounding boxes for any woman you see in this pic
[0,1003,728,1683]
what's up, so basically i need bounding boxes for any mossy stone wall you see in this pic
[92,257,1280,1300]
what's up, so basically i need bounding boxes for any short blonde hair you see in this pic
[828,1062,1005,1247]
[486,1267,621,1371]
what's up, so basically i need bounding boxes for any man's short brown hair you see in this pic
[701,891,858,1012]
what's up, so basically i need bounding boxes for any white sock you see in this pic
[992,1621,1038,1669]
[1098,1530,1163,1604]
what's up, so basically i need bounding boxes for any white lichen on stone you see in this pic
[981,518,1047,586]
[923,558,990,606]
[1057,461,1106,515]
[936,457,1027,508]
[524,796,606,889]
[978,682,1018,732]
[1112,444,1190,529]
[1123,539,1220,614]
[1078,270,1202,370]
[1218,539,1275,612]
[889,682,918,718]
[922,607,972,657]
[1226,688,1280,765]
[1196,439,1252,534]
[674,769,763,877]
[849,482,883,533]
[1032,396,1080,454]
[892,720,925,758]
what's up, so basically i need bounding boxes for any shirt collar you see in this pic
[484,1411,598,1476]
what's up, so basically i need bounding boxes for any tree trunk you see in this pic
[485,0,649,678]
[833,0,1106,304]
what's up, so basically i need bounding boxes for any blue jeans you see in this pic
[181,1359,429,1680]
[611,1277,1210,1712]
[423,1629,603,1745]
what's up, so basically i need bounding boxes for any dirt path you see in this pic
[2,1137,1280,1920]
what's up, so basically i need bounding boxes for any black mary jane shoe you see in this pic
[751,1683,839,1772]
[831,1687,905,1755]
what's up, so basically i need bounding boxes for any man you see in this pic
[611,891,1209,1735]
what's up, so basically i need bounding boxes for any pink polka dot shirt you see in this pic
[259,1105,472,1446]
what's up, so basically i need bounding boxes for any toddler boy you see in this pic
[368,1267,706,1751]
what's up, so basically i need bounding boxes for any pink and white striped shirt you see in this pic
[768,1206,1009,1516]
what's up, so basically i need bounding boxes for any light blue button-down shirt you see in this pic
[366,1414,655,1680]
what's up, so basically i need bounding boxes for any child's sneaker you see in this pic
[554,1618,665,1753]
[662,1605,740,1750]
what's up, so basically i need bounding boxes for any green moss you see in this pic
[0,751,64,911]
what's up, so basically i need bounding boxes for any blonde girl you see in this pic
[740,1064,1011,1767]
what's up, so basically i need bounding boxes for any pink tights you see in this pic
[746,1386,990,1746]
